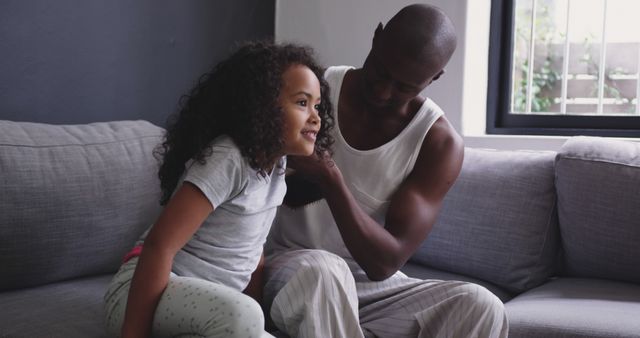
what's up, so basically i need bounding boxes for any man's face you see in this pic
[361,34,443,112]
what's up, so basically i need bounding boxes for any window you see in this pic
[487,0,640,137]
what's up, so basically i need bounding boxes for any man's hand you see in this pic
[287,151,337,185]
[283,152,338,208]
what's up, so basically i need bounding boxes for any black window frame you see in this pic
[487,0,640,137]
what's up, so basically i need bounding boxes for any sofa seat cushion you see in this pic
[506,278,640,338]
[401,262,512,302]
[556,136,640,284]
[0,120,164,290]
[0,274,111,338]
[410,148,559,294]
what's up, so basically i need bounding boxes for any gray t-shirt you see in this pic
[142,135,286,291]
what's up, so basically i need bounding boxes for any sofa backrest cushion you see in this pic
[0,120,164,290]
[556,136,640,284]
[410,147,559,294]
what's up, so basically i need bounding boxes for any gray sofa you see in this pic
[0,120,164,337]
[403,137,640,338]
[1,119,639,338]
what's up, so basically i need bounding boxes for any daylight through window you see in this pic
[488,0,640,136]
[512,0,640,116]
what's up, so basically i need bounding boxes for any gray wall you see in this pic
[0,0,274,126]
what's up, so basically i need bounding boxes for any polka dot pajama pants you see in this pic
[104,258,273,338]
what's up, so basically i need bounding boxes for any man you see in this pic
[264,4,508,337]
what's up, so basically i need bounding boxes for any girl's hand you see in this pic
[120,183,213,338]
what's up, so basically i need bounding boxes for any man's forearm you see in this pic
[319,169,404,281]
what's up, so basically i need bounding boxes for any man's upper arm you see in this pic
[384,117,464,262]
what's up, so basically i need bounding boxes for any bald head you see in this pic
[380,4,457,68]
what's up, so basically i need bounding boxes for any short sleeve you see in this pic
[183,141,246,208]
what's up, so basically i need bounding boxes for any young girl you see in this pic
[103,41,334,338]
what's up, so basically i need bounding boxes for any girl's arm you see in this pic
[121,182,213,338]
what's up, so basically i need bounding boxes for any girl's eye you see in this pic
[314,104,321,111]
[297,100,307,107]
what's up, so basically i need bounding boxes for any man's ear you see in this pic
[431,69,445,83]
[373,22,384,40]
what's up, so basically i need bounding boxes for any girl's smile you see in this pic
[301,128,318,142]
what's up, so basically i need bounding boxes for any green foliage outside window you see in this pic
[514,58,560,112]
[513,2,630,113]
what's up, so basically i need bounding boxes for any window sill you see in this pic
[462,133,568,151]
[463,133,640,151]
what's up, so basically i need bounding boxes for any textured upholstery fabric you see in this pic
[410,148,559,293]
[0,120,164,290]
[0,274,111,338]
[556,136,640,284]
[506,278,640,338]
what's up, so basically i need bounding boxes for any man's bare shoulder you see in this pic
[408,115,464,184]
[423,116,463,155]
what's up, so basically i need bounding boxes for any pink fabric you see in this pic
[122,245,143,263]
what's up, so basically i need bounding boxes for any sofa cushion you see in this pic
[410,148,559,294]
[0,274,111,338]
[506,278,640,338]
[0,120,164,290]
[556,136,640,284]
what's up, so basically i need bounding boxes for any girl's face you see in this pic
[278,64,322,156]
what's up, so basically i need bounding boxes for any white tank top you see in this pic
[265,65,444,259]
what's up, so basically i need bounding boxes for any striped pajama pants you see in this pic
[264,249,508,338]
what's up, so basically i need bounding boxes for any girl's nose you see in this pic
[309,107,320,124]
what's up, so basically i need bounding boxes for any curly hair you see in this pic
[155,41,334,205]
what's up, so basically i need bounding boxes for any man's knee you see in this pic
[455,283,508,337]
[268,251,361,336]
[411,282,506,337]
[417,282,505,320]
[451,282,505,323]
[267,250,355,306]
[464,283,504,312]
[268,250,351,284]
[296,250,350,277]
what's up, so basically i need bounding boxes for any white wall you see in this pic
[275,0,570,151]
